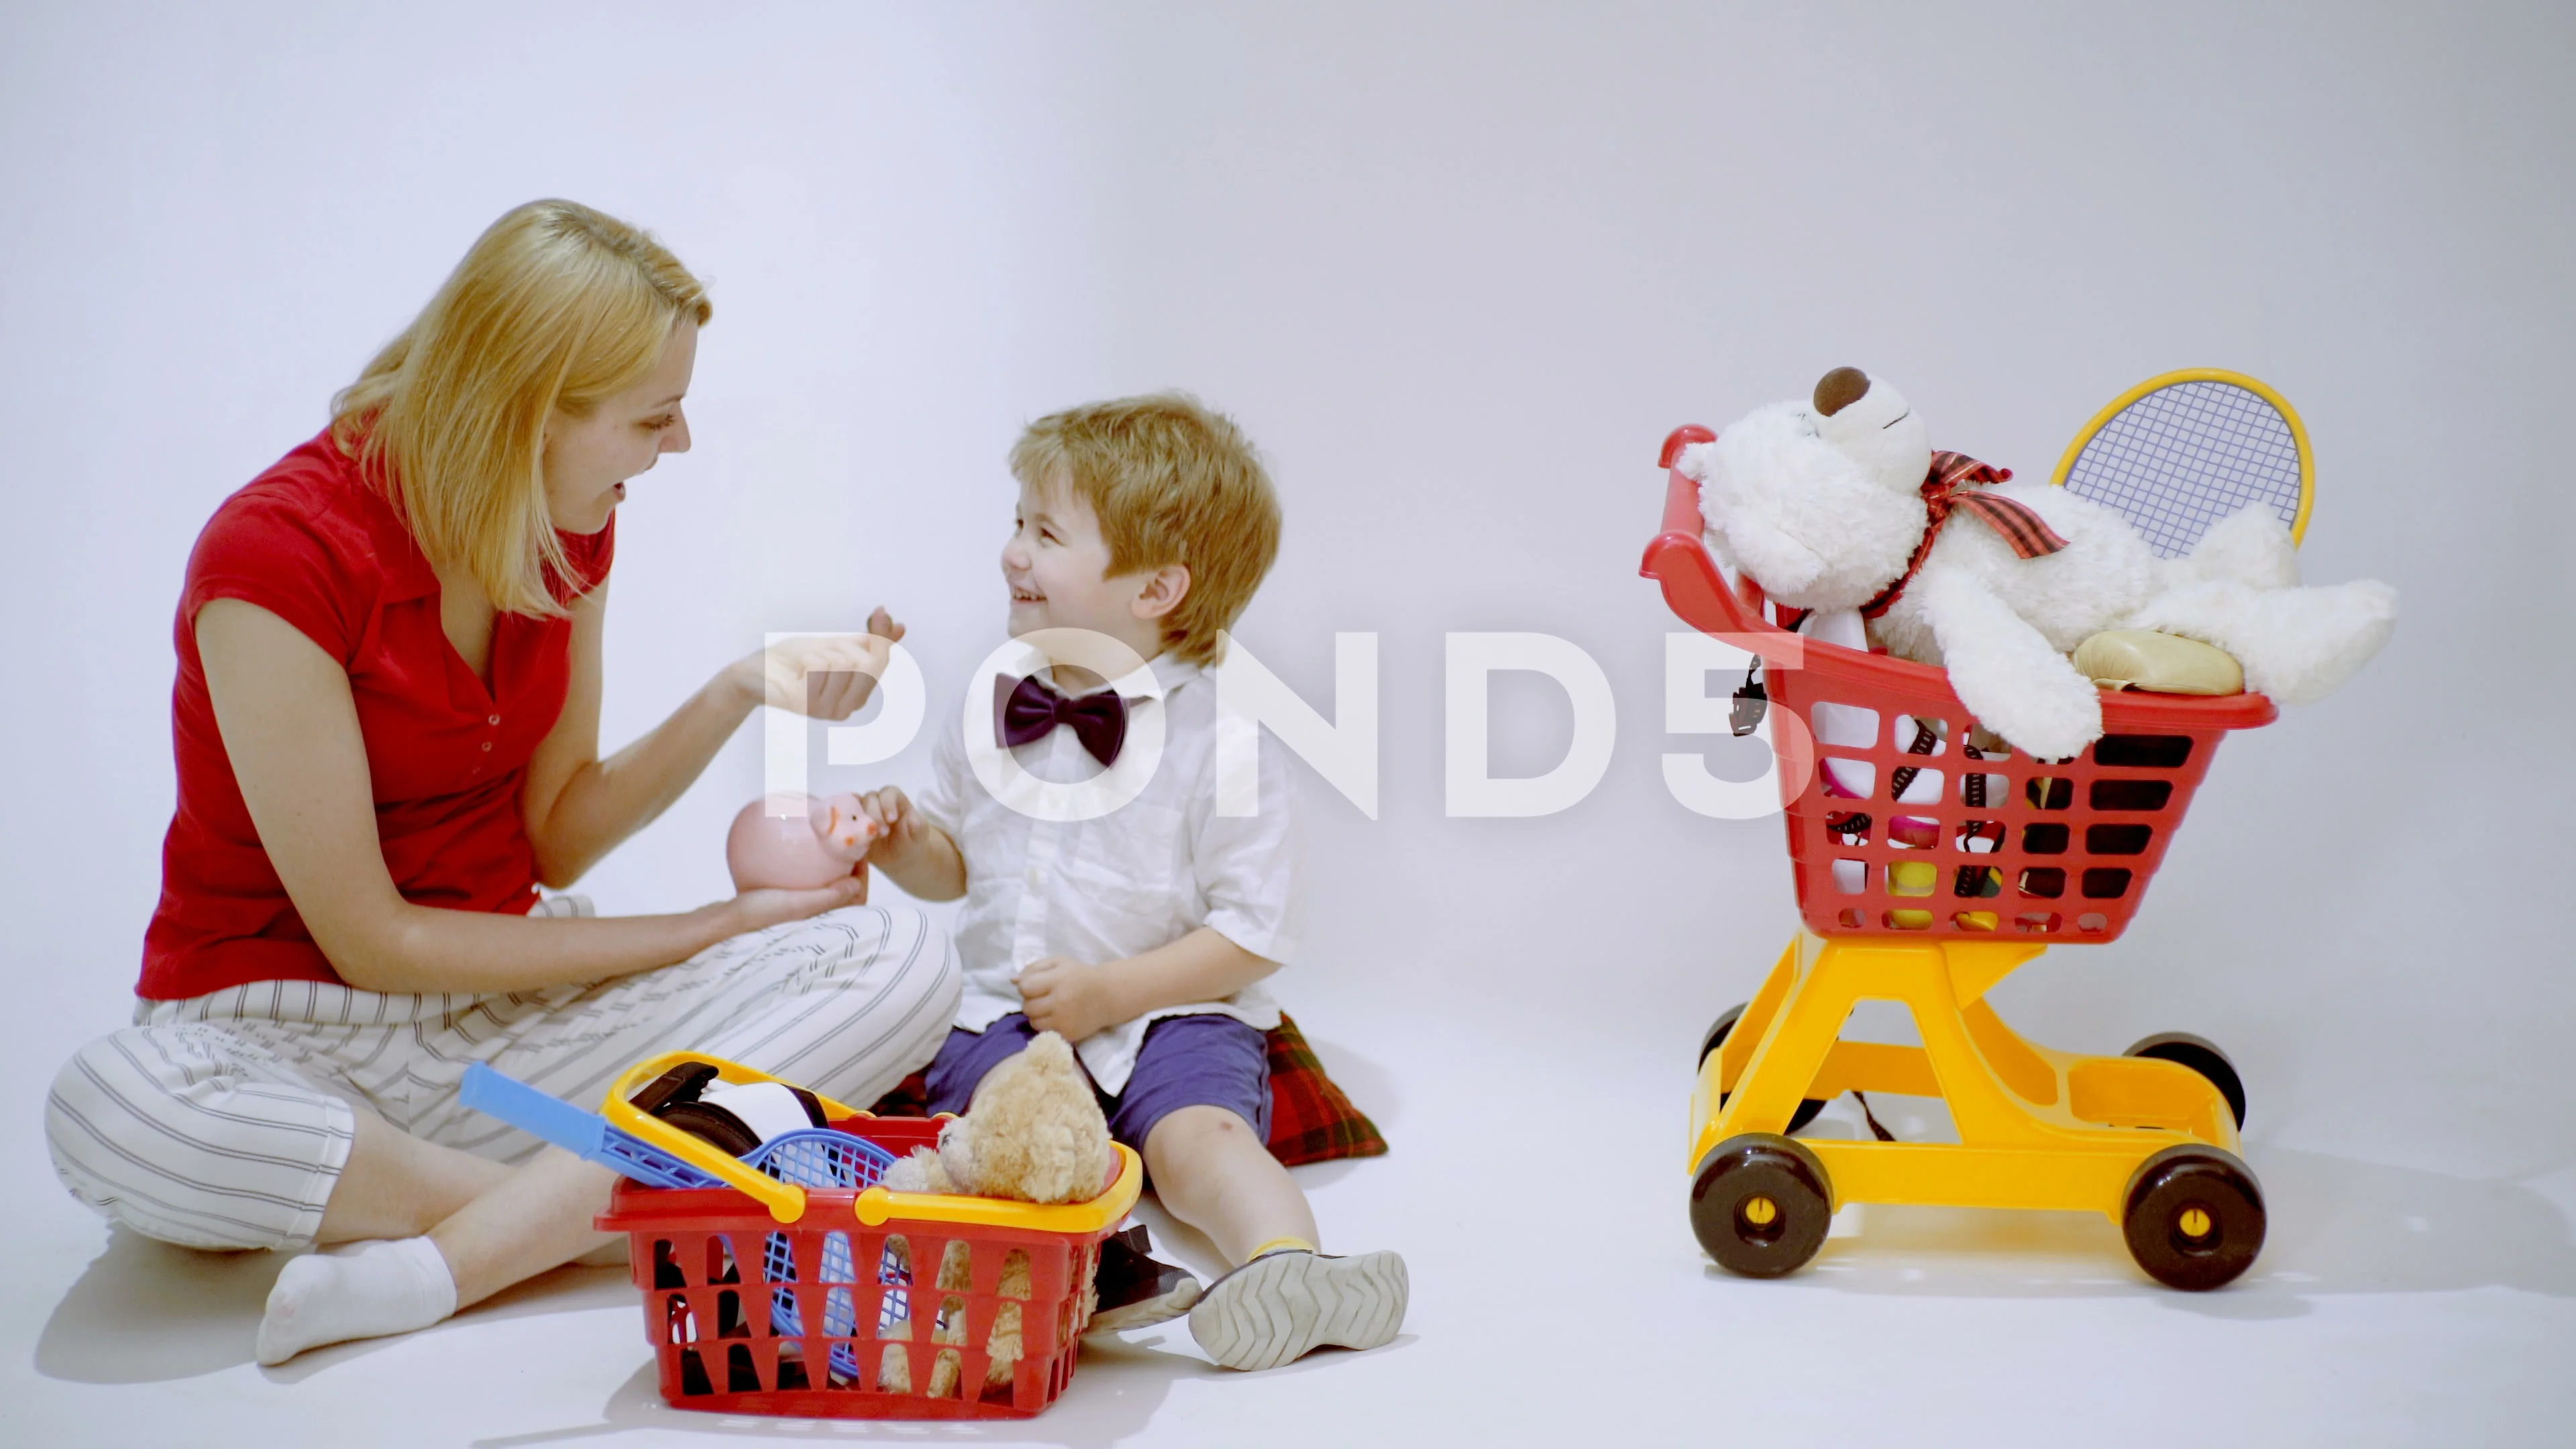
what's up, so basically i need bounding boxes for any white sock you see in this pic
[256,1236,459,1366]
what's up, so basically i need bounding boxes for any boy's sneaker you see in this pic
[1187,1248,1407,1371]
[1085,1225,1201,1334]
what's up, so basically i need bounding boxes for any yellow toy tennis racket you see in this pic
[2051,369,2314,557]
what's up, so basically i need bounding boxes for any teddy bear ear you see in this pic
[1814,367,1870,417]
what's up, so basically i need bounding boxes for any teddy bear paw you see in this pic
[1974,672,2104,763]
[2176,504,2301,590]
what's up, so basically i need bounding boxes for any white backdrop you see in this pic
[3,3,2569,1444]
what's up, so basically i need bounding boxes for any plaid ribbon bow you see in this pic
[1858,451,2070,621]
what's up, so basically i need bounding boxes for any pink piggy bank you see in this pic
[725,792,880,892]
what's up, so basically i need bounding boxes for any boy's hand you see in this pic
[849,783,968,902]
[1018,956,1126,1043]
[857,786,928,867]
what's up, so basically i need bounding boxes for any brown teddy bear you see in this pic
[879,1030,1116,1203]
[874,1031,1116,1396]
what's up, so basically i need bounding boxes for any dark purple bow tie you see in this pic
[994,670,1129,766]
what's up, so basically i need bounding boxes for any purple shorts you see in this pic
[924,1012,1271,1149]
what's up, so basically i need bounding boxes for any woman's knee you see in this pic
[45,1027,350,1252]
[857,908,963,1078]
[818,904,962,1018]
[48,1031,162,1190]
[906,912,965,1020]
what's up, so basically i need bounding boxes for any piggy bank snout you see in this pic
[814,794,879,856]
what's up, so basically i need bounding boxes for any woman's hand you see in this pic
[708,873,871,938]
[729,607,907,720]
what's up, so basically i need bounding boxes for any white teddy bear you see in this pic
[1681,368,2397,760]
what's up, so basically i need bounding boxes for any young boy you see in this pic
[858,394,1407,1371]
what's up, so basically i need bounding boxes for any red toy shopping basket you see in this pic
[596,1115,1140,1421]
[1642,426,2278,942]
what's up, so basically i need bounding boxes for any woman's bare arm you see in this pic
[196,598,861,995]
[517,590,901,888]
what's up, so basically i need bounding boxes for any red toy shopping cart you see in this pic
[1644,412,2282,1291]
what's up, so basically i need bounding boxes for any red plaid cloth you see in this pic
[861,1070,936,1118]
[1263,1013,1389,1166]
[1859,451,2068,621]
[863,1012,1387,1167]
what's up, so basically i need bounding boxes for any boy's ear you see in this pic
[1129,564,1191,622]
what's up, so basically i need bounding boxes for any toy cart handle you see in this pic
[1641,425,1803,661]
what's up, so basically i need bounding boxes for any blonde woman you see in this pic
[43,200,961,1365]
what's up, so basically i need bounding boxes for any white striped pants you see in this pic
[44,904,961,1252]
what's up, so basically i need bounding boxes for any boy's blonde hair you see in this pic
[1010,393,1281,667]
[331,199,710,616]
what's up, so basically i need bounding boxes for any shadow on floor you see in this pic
[1305,1035,1401,1134]
[464,1334,1221,1448]
[32,1230,635,1385]
[1732,1144,2576,1313]
[33,1231,282,1383]
[465,1327,1415,1447]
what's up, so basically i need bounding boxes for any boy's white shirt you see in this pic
[915,646,1296,1094]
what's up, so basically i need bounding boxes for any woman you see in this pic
[42,199,961,1365]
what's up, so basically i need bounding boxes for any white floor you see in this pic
[8,1004,2571,1448]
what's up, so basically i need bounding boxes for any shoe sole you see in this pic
[1187,1250,1407,1371]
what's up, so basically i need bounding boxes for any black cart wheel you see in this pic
[1691,1134,1834,1277]
[2121,1145,2265,1290]
[1701,1004,1825,1135]
[2125,1032,2247,1129]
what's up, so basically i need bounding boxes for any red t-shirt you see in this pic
[138,429,614,1000]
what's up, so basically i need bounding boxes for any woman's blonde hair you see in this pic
[1010,393,1281,667]
[331,199,710,615]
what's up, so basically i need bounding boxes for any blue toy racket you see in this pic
[2051,369,2314,558]
[462,1063,903,1381]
